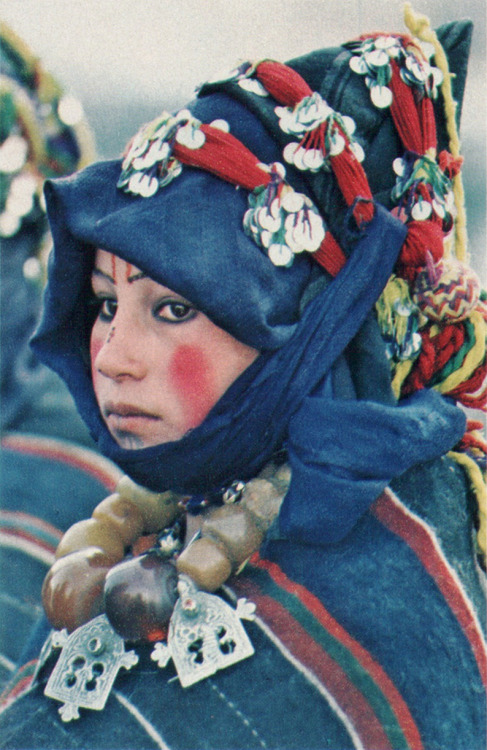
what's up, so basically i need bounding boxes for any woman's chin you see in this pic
[110,430,148,450]
[107,424,189,450]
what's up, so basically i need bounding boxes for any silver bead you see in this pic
[223,480,245,504]
[156,521,183,557]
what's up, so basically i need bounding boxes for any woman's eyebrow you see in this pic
[127,271,147,283]
[91,268,147,284]
[91,267,114,283]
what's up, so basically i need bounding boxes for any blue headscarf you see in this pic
[32,29,468,545]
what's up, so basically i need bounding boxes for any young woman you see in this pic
[0,15,485,750]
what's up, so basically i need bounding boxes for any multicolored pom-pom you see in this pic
[413,257,481,323]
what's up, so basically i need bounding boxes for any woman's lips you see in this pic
[104,402,161,429]
[104,401,159,417]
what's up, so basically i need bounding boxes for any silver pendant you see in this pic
[151,576,256,688]
[44,615,138,722]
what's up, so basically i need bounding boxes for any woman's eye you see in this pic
[98,298,118,322]
[154,301,196,323]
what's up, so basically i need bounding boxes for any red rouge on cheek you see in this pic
[168,344,216,429]
[90,334,103,372]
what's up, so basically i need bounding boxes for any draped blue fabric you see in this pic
[282,389,465,543]
[32,198,465,544]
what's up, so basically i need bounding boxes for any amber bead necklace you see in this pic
[42,461,291,642]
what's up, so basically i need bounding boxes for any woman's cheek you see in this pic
[168,344,217,429]
[90,330,104,393]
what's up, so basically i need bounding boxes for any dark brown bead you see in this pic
[42,547,118,632]
[104,551,178,642]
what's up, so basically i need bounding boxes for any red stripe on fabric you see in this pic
[235,579,393,750]
[0,527,57,555]
[0,661,37,711]
[249,554,423,750]
[1,435,120,490]
[0,510,63,541]
[372,490,487,687]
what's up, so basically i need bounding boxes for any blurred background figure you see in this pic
[0,22,95,442]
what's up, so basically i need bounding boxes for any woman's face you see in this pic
[90,249,259,449]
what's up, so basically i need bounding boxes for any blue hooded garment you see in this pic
[31,42,467,546]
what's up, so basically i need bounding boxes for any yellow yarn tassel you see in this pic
[391,360,414,399]
[449,450,486,562]
[403,3,468,262]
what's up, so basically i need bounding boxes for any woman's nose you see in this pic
[93,317,147,382]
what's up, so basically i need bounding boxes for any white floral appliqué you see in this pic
[243,163,326,267]
[347,34,443,109]
[275,93,364,174]
[118,109,205,197]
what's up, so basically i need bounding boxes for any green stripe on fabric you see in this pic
[247,563,411,750]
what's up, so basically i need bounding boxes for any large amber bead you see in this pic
[93,493,145,546]
[116,475,181,533]
[241,478,284,531]
[42,547,117,632]
[55,518,125,561]
[201,505,264,564]
[176,537,232,592]
[104,552,178,642]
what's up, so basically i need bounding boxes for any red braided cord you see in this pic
[454,392,487,410]
[418,96,437,154]
[438,150,463,178]
[254,60,375,225]
[402,330,437,394]
[174,125,271,191]
[330,149,374,223]
[402,323,468,395]
[432,324,467,372]
[448,362,487,403]
[396,220,444,282]
[173,122,351,279]
[389,62,423,153]
[404,355,487,408]
[467,419,485,432]
[313,233,347,277]
[458,432,487,453]
[256,60,312,106]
